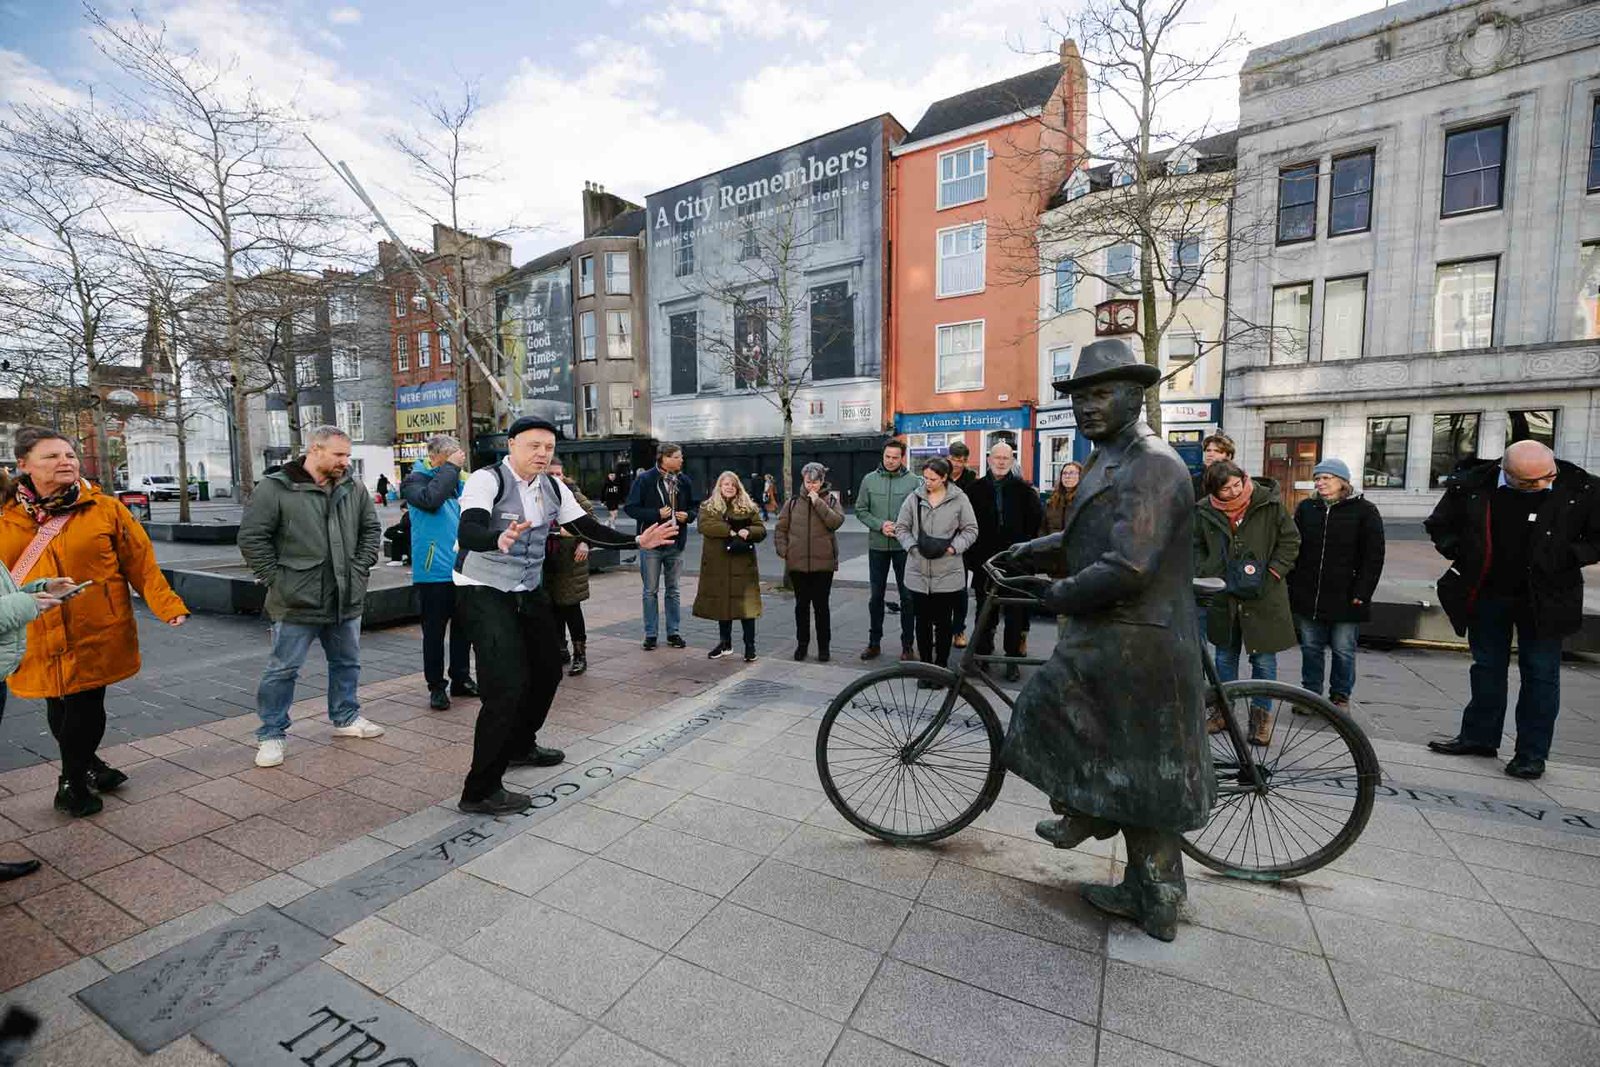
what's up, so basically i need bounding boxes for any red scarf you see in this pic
[1210,488,1251,530]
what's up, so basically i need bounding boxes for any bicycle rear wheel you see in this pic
[1181,681,1381,881]
[816,663,1005,845]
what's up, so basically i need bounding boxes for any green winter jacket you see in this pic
[1193,477,1301,654]
[0,568,47,679]
[854,465,918,552]
[238,459,381,624]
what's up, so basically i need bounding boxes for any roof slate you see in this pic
[904,63,1064,145]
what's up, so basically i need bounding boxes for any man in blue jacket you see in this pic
[624,442,695,649]
[401,434,477,709]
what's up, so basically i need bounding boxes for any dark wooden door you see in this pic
[1263,420,1322,510]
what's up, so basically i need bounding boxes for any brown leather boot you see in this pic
[1248,707,1274,747]
[1206,707,1227,735]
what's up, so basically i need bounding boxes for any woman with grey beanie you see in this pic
[775,462,845,661]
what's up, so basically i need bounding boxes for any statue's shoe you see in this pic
[1080,882,1140,921]
[1035,817,1117,850]
[1140,899,1178,942]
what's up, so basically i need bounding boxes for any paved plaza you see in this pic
[1,568,1600,1065]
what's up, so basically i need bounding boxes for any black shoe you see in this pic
[1505,755,1545,779]
[860,645,881,661]
[88,758,128,792]
[708,643,733,660]
[666,634,687,648]
[53,775,102,818]
[449,679,480,698]
[1004,663,1022,682]
[1427,737,1498,757]
[886,601,900,614]
[0,859,41,882]
[744,647,757,663]
[817,648,830,663]
[459,789,534,815]
[643,636,658,650]
[429,687,450,711]
[568,642,587,676]
[509,743,565,768]
[793,645,808,662]
[558,644,571,665]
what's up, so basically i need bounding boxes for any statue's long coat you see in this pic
[1001,420,1215,831]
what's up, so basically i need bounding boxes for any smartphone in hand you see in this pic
[60,580,94,600]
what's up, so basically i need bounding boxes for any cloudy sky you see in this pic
[1,0,1391,263]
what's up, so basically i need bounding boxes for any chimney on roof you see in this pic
[582,183,642,238]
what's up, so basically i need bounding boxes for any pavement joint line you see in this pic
[71,676,802,1057]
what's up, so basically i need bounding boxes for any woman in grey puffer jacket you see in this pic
[894,457,979,673]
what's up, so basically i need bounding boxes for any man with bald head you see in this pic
[1424,440,1600,778]
[967,439,1044,680]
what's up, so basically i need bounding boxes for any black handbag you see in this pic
[1224,547,1268,600]
[915,500,954,560]
[724,516,757,555]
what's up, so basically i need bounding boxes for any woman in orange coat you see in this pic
[0,428,189,816]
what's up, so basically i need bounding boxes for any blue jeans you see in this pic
[639,545,684,639]
[256,618,362,742]
[867,549,914,650]
[1213,631,1277,710]
[1295,616,1360,699]
[1460,596,1563,761]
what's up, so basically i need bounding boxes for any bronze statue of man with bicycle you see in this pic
[994,338,1215,942]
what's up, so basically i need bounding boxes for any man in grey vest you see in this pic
[454,416,680,814]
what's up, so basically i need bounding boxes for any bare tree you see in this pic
[2,6,342,501]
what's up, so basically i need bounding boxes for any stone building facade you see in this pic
[325,267,396,488]
[1224,0,1600,516]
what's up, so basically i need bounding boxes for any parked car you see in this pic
[137,475,198,501]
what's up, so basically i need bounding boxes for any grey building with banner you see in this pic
[496,247,576,439]
[643,114,906,501]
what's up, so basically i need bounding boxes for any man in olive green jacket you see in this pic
[238,426,383,769]
[854,439,918,659]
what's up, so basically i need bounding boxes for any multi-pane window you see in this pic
[1321,276,1367,361]
[410,288,427,312]
[937,222,986,297]
[336,401,364,443]
[1172,236,1201,290]
[673,218,695,277]
[605,252,630,294]
[267,410,289,447]
[333,346,360,380]
[737,201,760,260]
[812,175,842,243]
[579,311,597,361]
[1430,413,1480,486]
[394,290,406,318]
[1054,259,1076,311]
[735,299,768,391]
[578,255,595,297]
[1329,151,1374,235]
[810,283,855,381]
[606,311,631,359]
[1106,243,1135,289]
[1433,258,1497,350]
[298,404,322,433]
[1277,162,1318,243]
[416,332,431,368]
[1442,120,1507,216]
[1577,242,1600,341]
[935,320,984,392]
[1507,409,1557,450]
[1589,99,1600,193]
[1364,416,1409,489]
[669,311,697,394]
[1048,346,1073,385]
[295,352,320,386]
[439,332,452,364]
[395,335,409,371]
[329,293,356,325]
[938,144,987,208]
[582,384,599,435]
[609,383,634,433]
[1166,333,1201,393]
[1271,283,1312,362]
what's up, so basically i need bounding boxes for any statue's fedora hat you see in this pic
[1051,338,1160,397]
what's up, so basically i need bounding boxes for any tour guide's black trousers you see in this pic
[456,584,563,803]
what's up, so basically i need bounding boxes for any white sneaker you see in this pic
[255,739,285,768]
[331,717,385,739]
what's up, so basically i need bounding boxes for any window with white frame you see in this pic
[1048,345,1073,386]
[410,287,427,312]
[1054,258,1076,311]
[333,345,360,380]
[673,218,695,277]
[393,290,406,318]
[1166,332,1201,393]
[582,383,600,435]
[416,331,431,368]
[267,410,289,447]
[609,383,634,433]
[579,311,597,360]
[1106,243,1136,290]
[605,252,630,294]
[439,332,452,364]
[936,321,984,392]
[1433,258,1497,350]
[938,144,987,208]
[298,404,321,432]
[336,401,364,442]
[329,292,356,325]
[295,351,319,386]
[1271,282,1312,362]
[811,174,842,243]
[1576,241,1600,341]
[1173,236,1201,290]
[606,310,631,359]
[396,335,409,371]
[737,201,760,260]
[1322,276,1367,361]
[578,255,595,297]
[938,222,986,297]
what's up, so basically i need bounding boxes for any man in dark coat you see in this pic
[947,440,980,649]
[1423,441,1600,779]
[967,440,1044,680]
[993,339,1213,942]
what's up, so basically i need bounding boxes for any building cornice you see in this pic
[890,108,1044,158]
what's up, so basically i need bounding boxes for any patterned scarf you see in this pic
[14,476,82,523]
[1209,485,1252,530]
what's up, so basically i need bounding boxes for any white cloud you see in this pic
[643,0,828,46]
[327,5,362,25]
[0,47,85,108]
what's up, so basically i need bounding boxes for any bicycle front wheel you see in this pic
[1181,681,1381,881]
[816,663,1005,845]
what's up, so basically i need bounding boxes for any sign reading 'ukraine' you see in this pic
[396,380,457,432]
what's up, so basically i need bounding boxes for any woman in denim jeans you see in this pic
[1288,458,1385,709]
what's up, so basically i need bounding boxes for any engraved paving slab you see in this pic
[77,907,335,1053]
[195,963,496,1067]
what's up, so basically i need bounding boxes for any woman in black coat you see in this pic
[1288,458,1385,708]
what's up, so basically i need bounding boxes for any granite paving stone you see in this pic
[98,758,209,804]
[219,871,315,914]
[0,847,67,906]
[1470,864,1600,925]
[1318,840,1492,901]
[339,772,449,812]
[378,869,522,945]
[84,855,221,924]
[94,792,235,852]
[323,914,445,993]
[461,900,661,1018]
[204,815,325,869]
[917,860,1105,951]
[178,776,289,820]
[550,1027,676,1067]
[772,825,938,899]
[390,953,589,1067]
[286,833,399,887]
[0,904,78,991]
[535,856,717,949]
[1441,828,1600,886]
[588,777,685,820]
[1093,1033,1214,1066]
[602,956,840,1067]
[271,788,405,842]
[20,821,142,880]
[229,766,325,802]
[530,801,643,854]
[1552,961,1600,1021]
[1355,1036,1479,1066]
[369,803,467,847]
[933,825,1114,890]
[462,832,590,896]
[692,771,825,822]
[824,1031,942,1066]
[652,792,799,853]
[601,822,764,895]
[853,959,1097,1067]
[19,882,145,955]
[1177,877,1319,953]
[729,858,913,952]
[625,755,721,793]
[0,955,108,1048]
[93,904,235,973]
[156,837,274,893]
[1296,868,1534,951]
